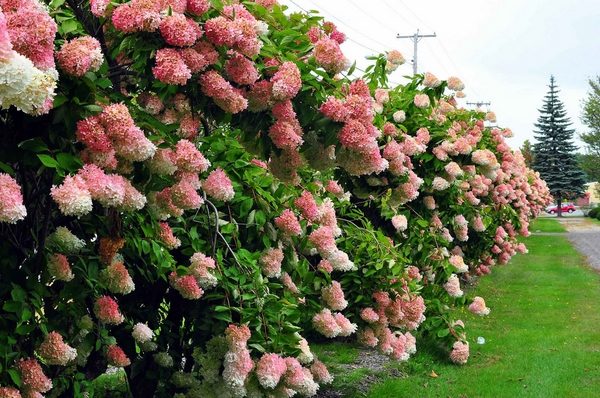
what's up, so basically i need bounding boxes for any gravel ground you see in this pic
[558,218,600,271]
[315,348,399,398]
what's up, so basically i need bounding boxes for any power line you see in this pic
[397,29,437,75]
[346,0,399,34]
[300,0,390,51]
[391,0,483,98]
[381,0,418,31]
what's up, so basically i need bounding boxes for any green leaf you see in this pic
[19,138,49,153]
[416,219,429,228]
[37,154,59,169]
[437,328,450,337]
[0,161,15,175]
[56,152,82,172]
[8,369,22,387]
[60,19,79,34]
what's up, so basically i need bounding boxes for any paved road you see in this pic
[558,218,600,271]
[539,210,585,217]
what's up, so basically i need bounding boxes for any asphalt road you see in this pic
[540,210,585,217]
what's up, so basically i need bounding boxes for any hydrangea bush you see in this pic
[0,1,550,396]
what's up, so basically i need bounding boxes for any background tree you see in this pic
[532,76,586,216]
[520,139,534,167]
[580,76,600,185]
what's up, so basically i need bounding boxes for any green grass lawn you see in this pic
[315,219,600,397]
[529,217,567,232]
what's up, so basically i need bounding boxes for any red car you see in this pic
[546,203,576,214]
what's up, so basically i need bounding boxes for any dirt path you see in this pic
[557,218,600,271]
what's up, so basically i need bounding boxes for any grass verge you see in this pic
[529,217,567,232]
[316,220,600,397]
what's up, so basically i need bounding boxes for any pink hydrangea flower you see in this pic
[294,191,320,222]
[255,353,287,389]
[310,360,333,384]
[271,61,302,101]
[0,173,27,223]
[47,253,74,282]
[223,324,254,394]
[334,312,357,336]
[414,93,430,108]
[50,175,93,216]
[225,51,259,85]
[321,281,347,311]
[432,176,450,191]
[203,168,235,202]
[16,358,52,393]
[0,387,21,398]
[56,36,103,77]
[423,72,441,88]
[75,115,112,152]
[447,76,465,91]
[268,120,304,150]
[199,70,248,113]
[100,262,135,295]
[443,274,463,298]
[392,215,408,232]
[423,196,436,210]
[385,50,405,71]
[449,341,469,364]
[312,308,341,338]
[171,179,203,210]
[407,265,422,281]
[189,252,218,289]
[256,0,278,8]
[90,0,110,17]
[159,14,202,47]
[158,222,181,249]
[260,247,284,278]
[94,295,125,325]
[169,273,204,300]
[393,110,406,123]
[360,308,379,323]
[358,327,378,347]
[449,255,468,273]
[317,259,333,273]
[107,345,131,367]
[313,38,348,74]
[132,323,154,343]
[327,249,354,272]
[153,48,191,85]
[281,272,300,294]
[275,209,302,236]
[3,3,57,70]
[173,139,210,173]
[309,226,337,257]
[37,331,77,366]
[187,0,211,15]
[247,80,275,112]
[469,296,490,316]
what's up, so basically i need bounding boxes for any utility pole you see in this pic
[396,29,436,75]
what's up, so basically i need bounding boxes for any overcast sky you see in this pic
[285,0,600,150]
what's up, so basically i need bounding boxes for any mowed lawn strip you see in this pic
[529,217,567,232]
[367,220,600,397]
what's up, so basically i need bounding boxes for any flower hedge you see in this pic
[0,1,550,397]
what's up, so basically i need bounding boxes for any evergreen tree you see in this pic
[520,139,534,168]
[580,76,600,182]
[532,76,586,216]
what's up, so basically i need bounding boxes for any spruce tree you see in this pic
[532,76,586,216]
